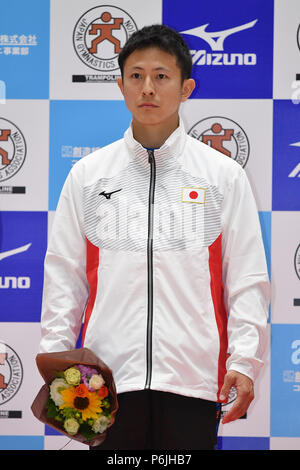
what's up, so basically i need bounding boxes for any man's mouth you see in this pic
[139,102,159,108]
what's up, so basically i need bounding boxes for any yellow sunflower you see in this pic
[59,386,102,421]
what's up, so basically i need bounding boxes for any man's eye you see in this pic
[131,73,141,79]
[157,74,166,79]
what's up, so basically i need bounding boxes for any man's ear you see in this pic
[181,78,195,102]
[117,77,124,95]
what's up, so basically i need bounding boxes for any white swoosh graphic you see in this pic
[0,243,32,261]
[180,20,258,51]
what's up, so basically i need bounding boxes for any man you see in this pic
[40,24,270,450]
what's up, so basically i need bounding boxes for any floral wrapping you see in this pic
[31,347,118,447]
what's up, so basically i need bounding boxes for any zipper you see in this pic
[145,149,156,389]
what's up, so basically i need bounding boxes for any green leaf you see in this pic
[54,370,65,378]
[60,407,76,419]
[79,421,97,440]
[46,397,60,419]
[101,398,111,410]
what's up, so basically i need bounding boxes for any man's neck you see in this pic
[132,115,179,149]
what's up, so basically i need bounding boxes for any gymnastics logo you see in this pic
[0,118,26,183]
[73,5,138,75]
[188,116,250,168]
[294,244,300,307]
[295,244,300,281]
[0,343,23,405]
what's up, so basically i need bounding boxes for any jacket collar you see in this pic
[124,116,187,169]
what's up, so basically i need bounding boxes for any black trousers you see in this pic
[91,390,219,450]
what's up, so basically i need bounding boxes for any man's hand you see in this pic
[219,370,254,424]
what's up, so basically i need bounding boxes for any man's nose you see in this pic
[142,76,155,96]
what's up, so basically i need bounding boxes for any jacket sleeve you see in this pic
[39,167,89,353]
[221,165,270,382]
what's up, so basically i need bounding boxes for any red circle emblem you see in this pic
[189,191,198,200]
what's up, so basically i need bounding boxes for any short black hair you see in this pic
[118,24,192,82]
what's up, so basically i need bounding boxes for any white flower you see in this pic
[49,378,69,406]
[88,374,105,390]
[64,418,80,436]
[92,415,110,434]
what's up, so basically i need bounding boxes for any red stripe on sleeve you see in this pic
[82,237,99,346]
[208,233,228,401]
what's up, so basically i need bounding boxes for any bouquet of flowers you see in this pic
[31,348,118,446]
[47,364,112,439]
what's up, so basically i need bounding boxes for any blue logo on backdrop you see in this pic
[163,0,274,98]
[271,325,300,437]
[272,100,300,211]
[49,100,131,210]
[0,0,50,98]
[0,211,47,322]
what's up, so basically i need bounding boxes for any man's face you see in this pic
[118,47,195,128]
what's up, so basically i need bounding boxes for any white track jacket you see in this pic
[40,120,270,403]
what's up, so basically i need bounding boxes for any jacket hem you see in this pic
[116,382,218,402]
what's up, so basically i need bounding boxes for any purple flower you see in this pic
[75,364,99,389]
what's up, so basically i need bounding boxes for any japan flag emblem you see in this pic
[181,187,206,204]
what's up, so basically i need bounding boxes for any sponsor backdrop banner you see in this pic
[0,0,299,450]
